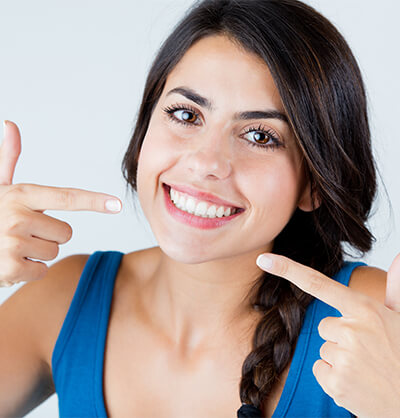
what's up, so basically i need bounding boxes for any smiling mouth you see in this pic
[163,183,245,218]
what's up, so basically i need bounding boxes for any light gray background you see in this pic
[0,1,399,416]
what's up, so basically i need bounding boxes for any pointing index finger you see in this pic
[256,253,361,317]
[16,184,122,213]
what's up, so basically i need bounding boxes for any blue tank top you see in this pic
[51,250,367,417]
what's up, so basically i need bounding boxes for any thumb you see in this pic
[385,252,400,311]
[0,120,22,185]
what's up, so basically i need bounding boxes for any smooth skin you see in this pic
[0,35,392,417]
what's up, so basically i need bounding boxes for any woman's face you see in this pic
[136,35,310,264]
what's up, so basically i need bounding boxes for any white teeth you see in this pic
[186,197,196,214]
[168,187,237,218]
[194,201,208,217]
[216,206,225,218]
[171,190,177,204]
[178,195,185,209]
[206,205,217,217]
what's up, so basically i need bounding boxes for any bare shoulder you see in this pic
[348,264,387,304]
[3,254,91,369]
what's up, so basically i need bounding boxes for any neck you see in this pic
[141,244,272,353]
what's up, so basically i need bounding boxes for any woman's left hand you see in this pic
[256,253,400,418]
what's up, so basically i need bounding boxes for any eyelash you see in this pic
[161,103,284,151]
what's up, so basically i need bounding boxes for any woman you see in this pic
[0,0,399,417]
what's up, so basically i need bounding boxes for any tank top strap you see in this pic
[51,250,124,418]
[313,260,368,324]
[273,260,368,417]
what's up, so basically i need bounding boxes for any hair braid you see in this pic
[240,271,314,409]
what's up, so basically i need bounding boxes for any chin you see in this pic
[156,236,229,264]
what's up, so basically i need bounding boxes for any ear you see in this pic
[297,179,321,212]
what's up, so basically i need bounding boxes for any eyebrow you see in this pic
[166,86,289,124]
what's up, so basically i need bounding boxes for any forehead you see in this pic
[163,35,284,111]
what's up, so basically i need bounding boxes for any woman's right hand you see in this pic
[0,120,122,287]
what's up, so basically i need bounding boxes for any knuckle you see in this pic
[6,212,25,233]
[275,258,289,277]
[56,189,74,207]
[86,197,97,212]
[8,183,27,198]
[359,298,382,325]
[340,324,358,346]
[307,271,324,294]
[4,235,23,255]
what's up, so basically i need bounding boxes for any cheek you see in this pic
[136,123,178,206]
[240,155,301,217]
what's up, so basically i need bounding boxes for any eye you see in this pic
[241,124,285,151]
[162,104,201,126]
[162,104,285,152]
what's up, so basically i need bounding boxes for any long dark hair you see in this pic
[121,0,377,414]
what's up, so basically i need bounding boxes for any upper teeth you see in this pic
[169,187,237,218]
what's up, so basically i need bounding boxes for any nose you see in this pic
[183,131,233,180]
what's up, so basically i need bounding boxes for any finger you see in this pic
[318,316,343,343]
[20,257,48,282]
[256,253,363,317]
[1,254,48,283]
[385,253,400,312]
[12,183,122,213]
[14,235,60,261]
[319,340,338,367]
[16,210,73,244]
[0,120,21,185]
[312,358,332,393]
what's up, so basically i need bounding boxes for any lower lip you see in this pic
[162,183,244,230]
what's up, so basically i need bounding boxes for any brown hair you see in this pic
[121,0,378,414]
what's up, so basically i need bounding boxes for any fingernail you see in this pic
[105,199,121,212]
[256,254,273,270]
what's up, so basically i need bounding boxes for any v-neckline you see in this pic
[94,251,317,417]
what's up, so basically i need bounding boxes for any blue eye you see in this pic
[162,104,285,151]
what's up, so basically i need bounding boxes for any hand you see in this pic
[256,252,400,418]
[0,120,123,286]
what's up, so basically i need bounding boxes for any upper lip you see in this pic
[165,183,243,209]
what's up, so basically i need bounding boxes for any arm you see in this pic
[0,254,89,416]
